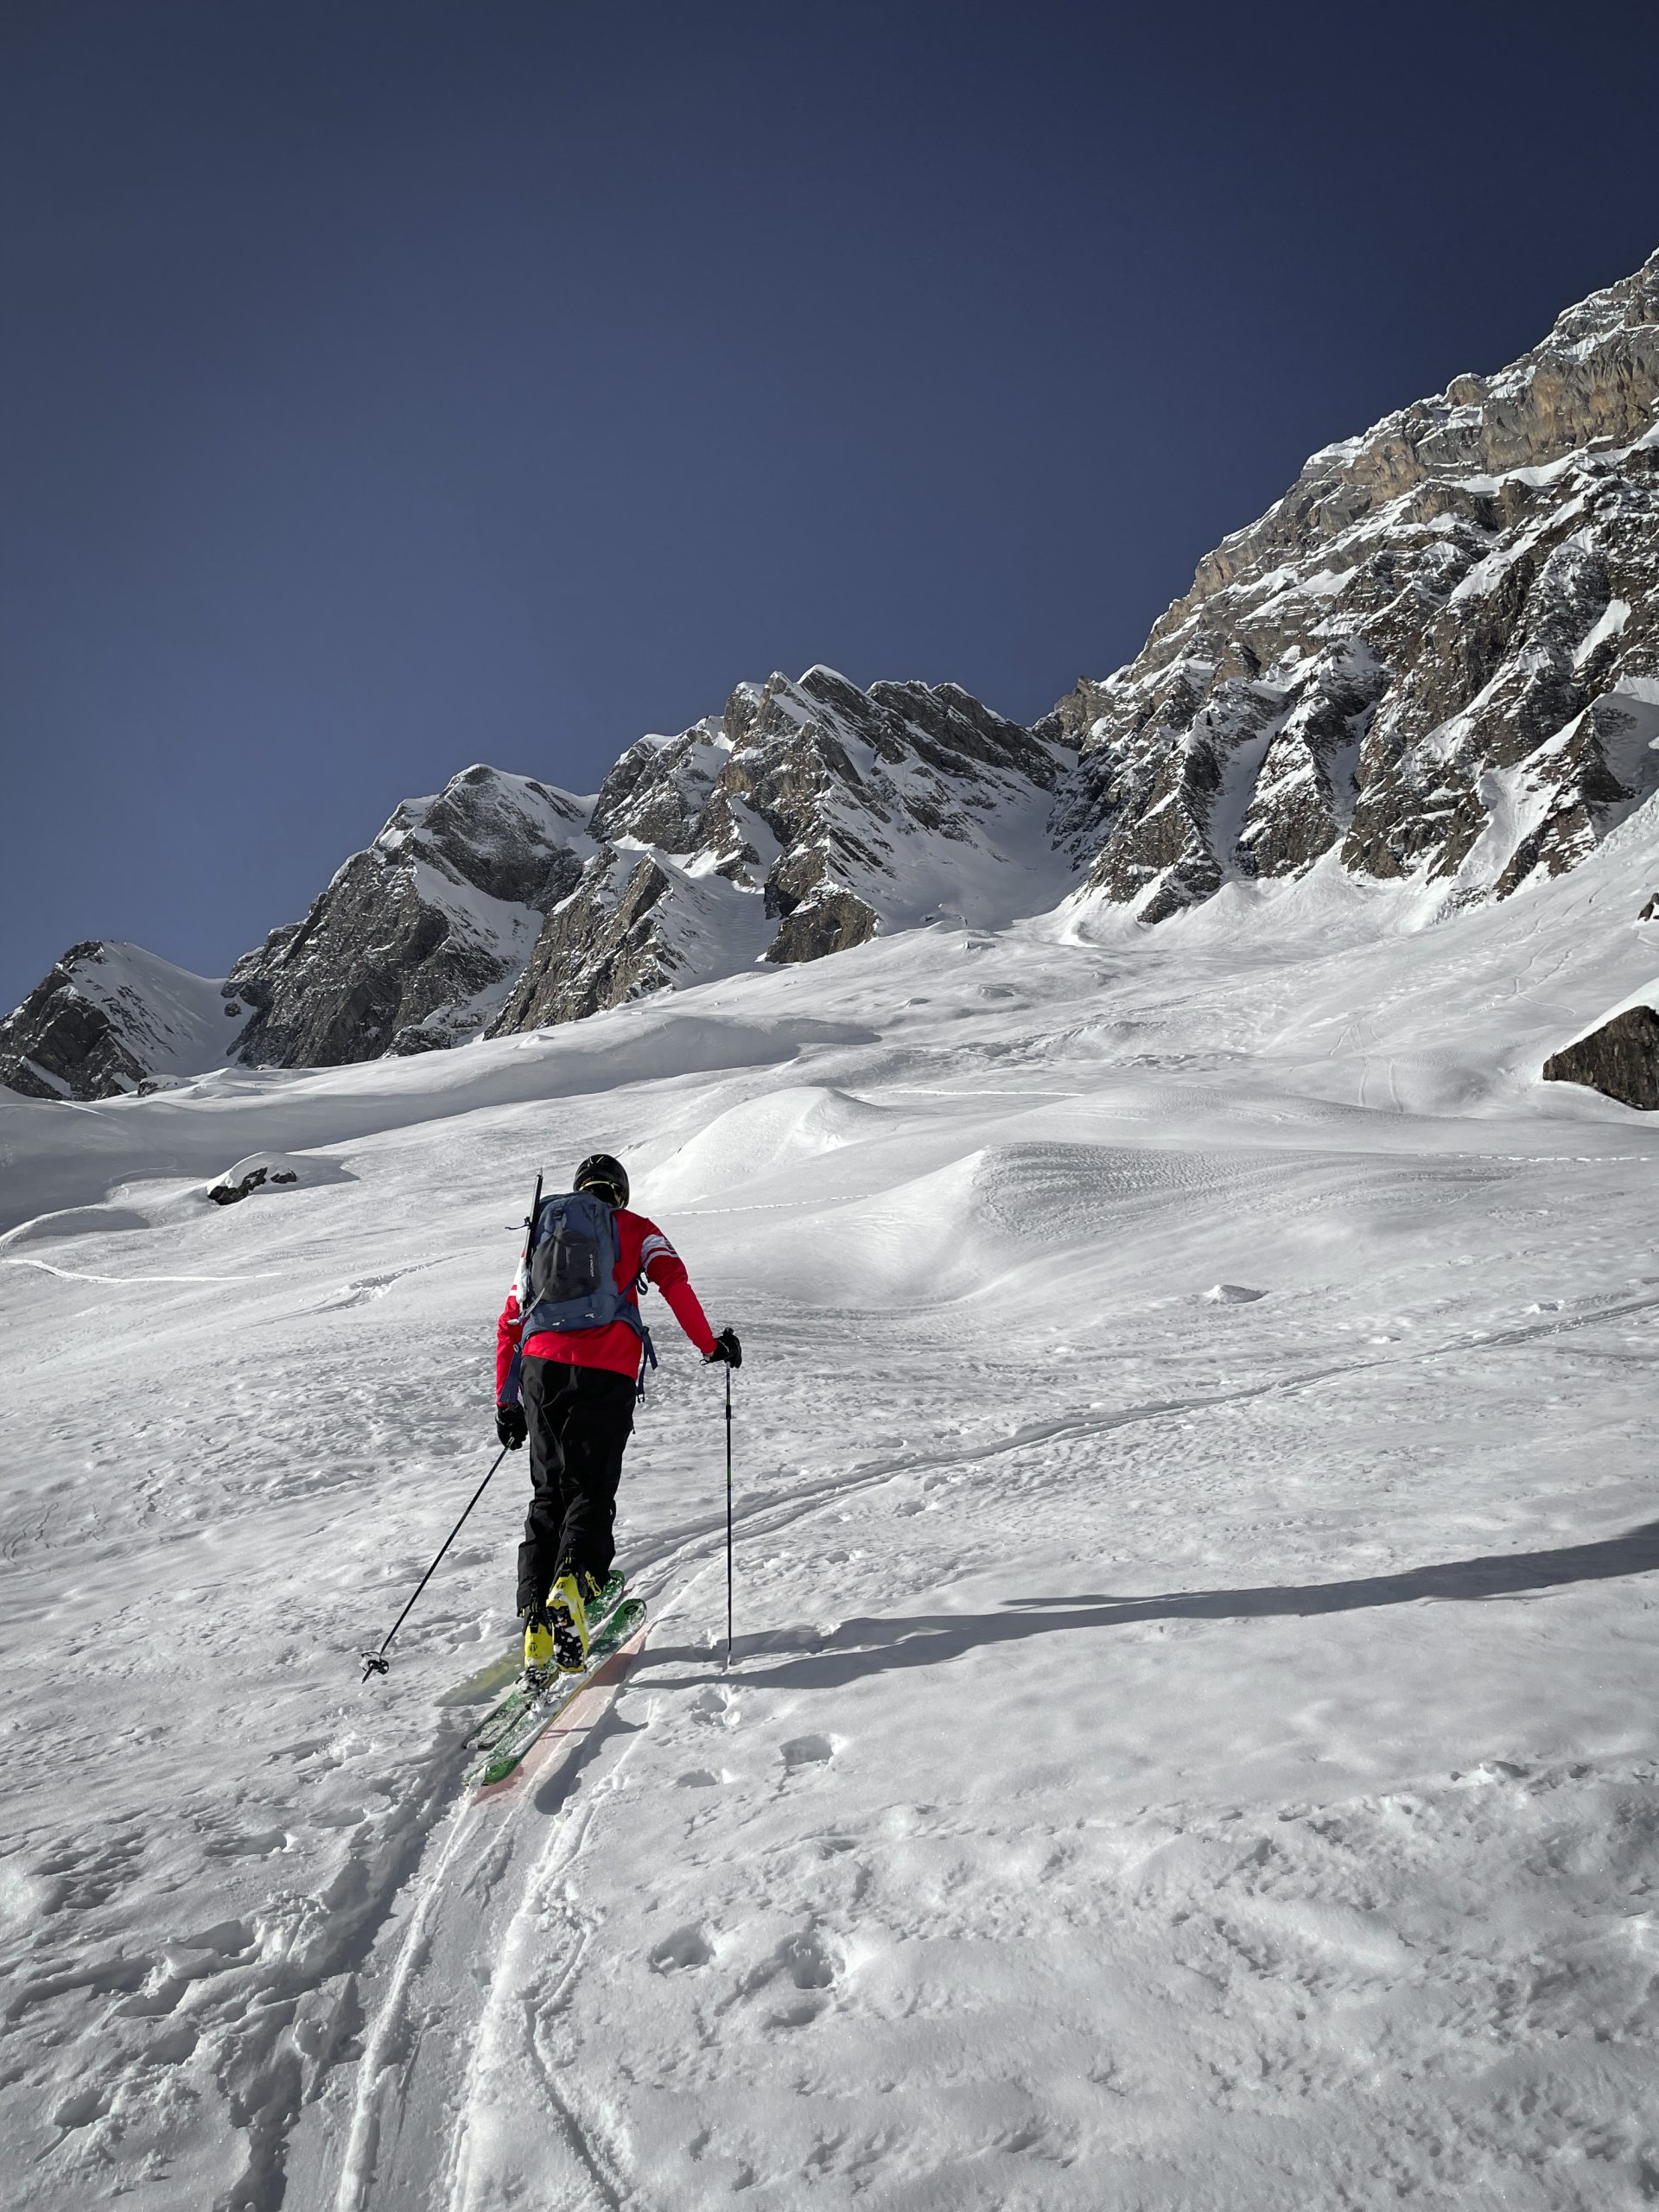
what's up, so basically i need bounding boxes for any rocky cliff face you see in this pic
[225,765,594,1065]
[1542,1004,1659,1109]
[490,666,1075,1033]
[1052,251,1659,921]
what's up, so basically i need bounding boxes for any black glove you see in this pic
[495,1402,528,1450]
[704,1326,742,1370]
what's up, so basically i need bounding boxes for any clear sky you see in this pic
[3,0,1658,1011]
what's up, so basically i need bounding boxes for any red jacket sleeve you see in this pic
[496,1284,524,1403]
[638,1220,717,1357]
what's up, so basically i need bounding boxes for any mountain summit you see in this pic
[492,666,1074,1033]
[5,251,1657,1100]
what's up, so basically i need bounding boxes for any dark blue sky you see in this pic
[3,0,1657,1009]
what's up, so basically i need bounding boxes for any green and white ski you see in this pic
[444,1570,627,1725]
[465,1578,646,1789]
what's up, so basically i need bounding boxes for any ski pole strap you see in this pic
[635,1322,658,1401]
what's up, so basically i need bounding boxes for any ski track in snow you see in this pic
[4,843,1659,2207]
[2,1256,288,1286]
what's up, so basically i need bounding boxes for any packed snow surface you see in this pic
[3,824,1659,2210]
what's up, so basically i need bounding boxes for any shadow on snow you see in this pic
[646,1519,1659,1694]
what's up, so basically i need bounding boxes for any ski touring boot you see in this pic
[520,1603,556,1679]
[548,1568,594,1675]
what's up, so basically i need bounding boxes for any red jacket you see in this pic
[496,1205,715,1400]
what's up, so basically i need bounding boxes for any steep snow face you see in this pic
[225,765,595,1065]
[1054,248,1659,921]
[0,943,231,1101]
[492,667,1077,1029]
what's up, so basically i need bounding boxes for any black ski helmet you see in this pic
[574,1153,629,1208]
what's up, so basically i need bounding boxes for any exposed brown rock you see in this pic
[1542,1006,1659,1109]
[766,889,881,964]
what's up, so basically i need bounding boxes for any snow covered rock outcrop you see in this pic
[492,667,1075,1031]
[0,941,230,1100]
[1053,249,1659,921]
[492,847,772,1030]
[225,765,594,1065]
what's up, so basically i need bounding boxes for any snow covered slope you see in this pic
[3,817,1659,2208]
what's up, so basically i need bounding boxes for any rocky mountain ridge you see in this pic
[5,248,1658,1102]
[224,765,594,1066]
[494,665,1074,1031]
[0,669,1077,1097]
[0,943,230,1100]
[1049,249,1659,921]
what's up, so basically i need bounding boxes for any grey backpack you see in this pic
[518,1189,645,1340]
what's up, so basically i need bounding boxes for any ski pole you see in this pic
[360,1443,511,1681]
[724,1364,734,1668]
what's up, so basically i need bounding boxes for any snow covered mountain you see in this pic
[0,942,230,1100]
[490,667,1076,1031]
[1051,250,1659,920]
[225,764,596,1065]
[6,250,1659,1102]
[0,671,1073,1096]
[10,250,1659,2207]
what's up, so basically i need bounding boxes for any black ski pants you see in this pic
[516,1357,636,1613]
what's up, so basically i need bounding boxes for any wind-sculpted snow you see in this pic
[0,1007,875,1239]
[4,819,1659,2207]
[646,1084,899,1204]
